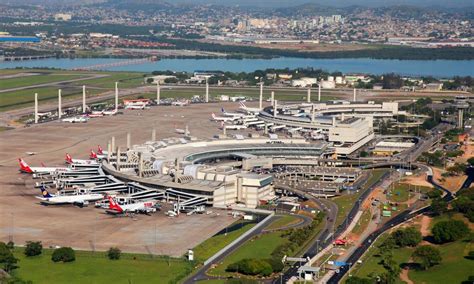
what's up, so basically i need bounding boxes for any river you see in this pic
[1,57,473,77]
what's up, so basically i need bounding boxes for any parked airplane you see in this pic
[102,109,118,116]
[86,111,104,118]
[65,153,98,165]
[105,196,157,215]
[124,102,147,110]
[172,100,189,106]
[211,113,237,122]
[18,158,70,174]
[221,108,244,118]
[62,116,88,123]
[238,102,261,114]
[89,150,106,160]
[97,145,108,156]
[36,186,103,206]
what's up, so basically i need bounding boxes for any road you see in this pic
[273,171,390,283]
[327,171,454,284]
[183,214,279,284]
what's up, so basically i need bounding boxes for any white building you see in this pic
[329,117,374,156]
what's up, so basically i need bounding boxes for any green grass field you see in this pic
[192,221,256,263]
[265,214,301,231]
[348,214,473,284]
[0,70,146,111]
[0,73,89,89]
[408,240,473,284]
[348,233,411,284]
[388,183,433,203]
[12,248,192,284]
[208,231,287,277]
[333,169,388,227]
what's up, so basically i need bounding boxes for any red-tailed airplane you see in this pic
[18,158,70,174]
[105,196,157,215]
[65,153,98,165]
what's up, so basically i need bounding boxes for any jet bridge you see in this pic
[56,175,117,188]
[85,182,128,193]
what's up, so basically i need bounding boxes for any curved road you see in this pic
[327,170,454,284]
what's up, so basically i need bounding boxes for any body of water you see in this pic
[1,57,473,77]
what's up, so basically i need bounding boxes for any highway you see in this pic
[273,171,390,283]
[183,213,279,284]
[327,172,454,283]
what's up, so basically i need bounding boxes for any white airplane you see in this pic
[238,102,261,114]
[172,100,189,106]
[18,158,70,174]
[103,109,118,116]
[62,116,88,123]
[221,108,244,118]
[124,102,147,110]
[211,113,237,122]
[106,196,157,215]
[65,153,98,165]
[36,187,103,206]
[86,111,104,118]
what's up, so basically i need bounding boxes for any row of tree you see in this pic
[225,212,325,277]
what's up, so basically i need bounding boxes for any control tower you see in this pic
[455,96,470,129]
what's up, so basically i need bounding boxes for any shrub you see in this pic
[226,258,273,276]
[413,245,442,270]
[51,247,75,263]
[107,247,121,260]
[432,220,470,243]
[24,241,42,257]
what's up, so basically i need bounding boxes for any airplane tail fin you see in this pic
[90,150,98,159]
[97,145,103,155]
[65,153,73,164]
[107,195,122,212]
[19,158,33,173]
[221,107,225,113]
[40,186,53,198]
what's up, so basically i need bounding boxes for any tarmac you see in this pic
[0,102,248,256]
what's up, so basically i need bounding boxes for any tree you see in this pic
[382,73,403,89]
[360,151,369,158]
[24,241,42,257]
[107,247,121,260]
[226,258,273,276]
[468,157,474,166]
[51,247,75,263]
[432,220,470,243]
[430,198,447,216]
[392,227,422,247]
[0,242,18,273]
[413,245,442,270]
